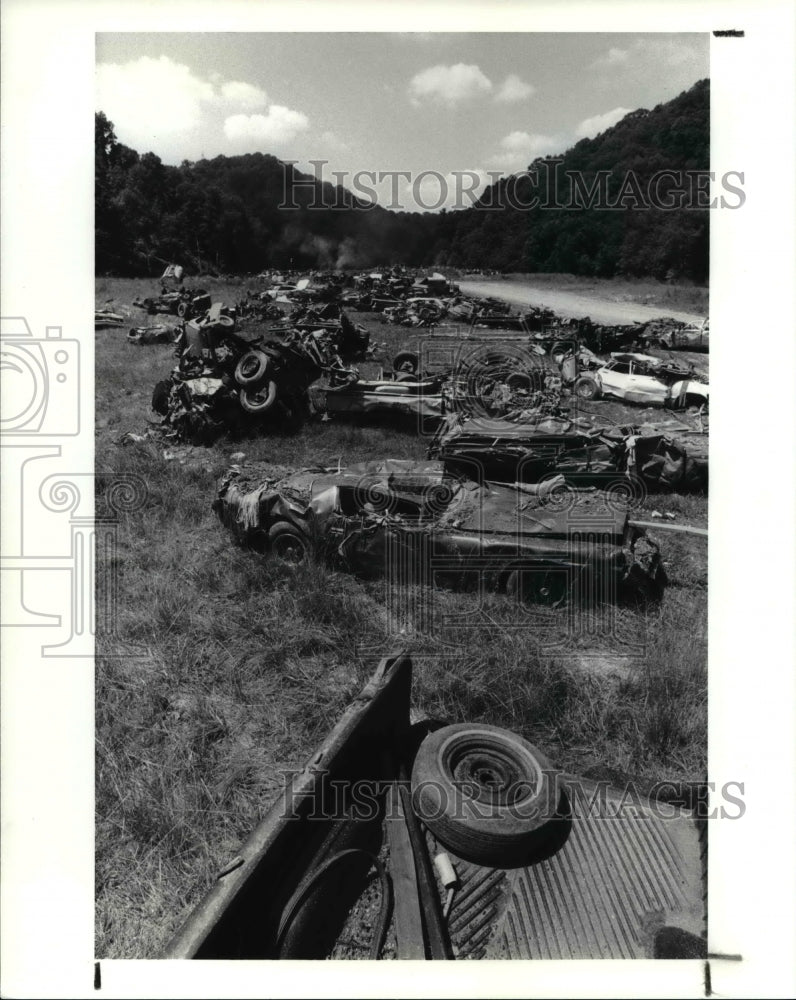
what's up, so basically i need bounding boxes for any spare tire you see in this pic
[235,350,270,387]
[411,723,562,867]
[239,382,278,414]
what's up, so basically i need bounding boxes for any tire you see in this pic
[505,568,567,607]
[574,377,599,400]
[151,380,172,415]
[393,351,419,375]
[176,301,189,319]
[239,382,278,414]
[235,350,270,387]
[410,723,562,867]
[267,521,309,562]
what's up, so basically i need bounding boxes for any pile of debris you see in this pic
[150,303,365,444]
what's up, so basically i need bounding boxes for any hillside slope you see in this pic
[96,80,708,281]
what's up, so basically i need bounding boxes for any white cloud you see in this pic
[96,55,217,138]
[96,55,279,159]
[591,47,629,69]
[487,131,559,170]
[495,74,535,103]
[574,107,631,139]
[219,80,268,110]
[224,106,310,146]
[409,63,492,105]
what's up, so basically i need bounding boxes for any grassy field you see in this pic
[95,275,708,958]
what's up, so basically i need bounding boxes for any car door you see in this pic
[598,360,632,398]
[625,361,669,404]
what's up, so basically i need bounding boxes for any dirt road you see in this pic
[459,280,705,326]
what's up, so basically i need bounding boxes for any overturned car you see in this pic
[214,459,666,604]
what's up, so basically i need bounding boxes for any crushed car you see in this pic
[213,459,666,603]
[322,371,447,429]
[430,413,708,493]
[643,317,709,352]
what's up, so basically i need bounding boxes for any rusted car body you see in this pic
[164,653,705,960]
[430,414,709,493]
[213,459,665,602]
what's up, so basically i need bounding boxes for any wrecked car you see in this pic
[644,317,709,352]
[213,459,665,603]
[164,653,705,961]
[573,355,709,409]
[133,286,212,320]
[430,414,708,493]
[322,372,447,429]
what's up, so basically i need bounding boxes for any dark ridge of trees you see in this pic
[95,79,709,281]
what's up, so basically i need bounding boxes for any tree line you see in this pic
[96,79,708,282]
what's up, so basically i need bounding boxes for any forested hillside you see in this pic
[96,79,708,281]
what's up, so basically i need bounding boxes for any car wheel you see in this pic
[268,521,309,562]
[393,351,419,375]
[574,377,599,400]
[239,382,278,414]
[151,380,172,415]
[235,350,270,387]
[410,723,563,867]
[176,301,189,319]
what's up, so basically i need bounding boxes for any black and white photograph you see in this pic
[2,3,795,998]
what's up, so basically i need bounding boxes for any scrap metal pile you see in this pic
[150,302,370,444]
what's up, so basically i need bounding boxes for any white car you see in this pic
[574,355,709,409]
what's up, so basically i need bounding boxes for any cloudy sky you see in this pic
[96,32,708,209]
